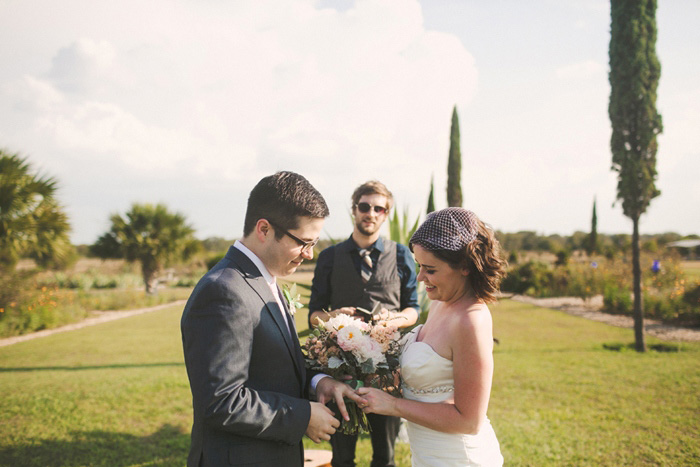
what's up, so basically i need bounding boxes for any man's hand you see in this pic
[331,307,356,317]
[374,308,417,328]
[305,402,339,443]
[310,307,356,327]
[373,308,392,322]
[315,377,368,422]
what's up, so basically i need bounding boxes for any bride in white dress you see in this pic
[358,208,507,466]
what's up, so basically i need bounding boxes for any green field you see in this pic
[682,260,700,281]
[0,297,698,466]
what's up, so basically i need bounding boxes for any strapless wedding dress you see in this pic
[400,325,503,467]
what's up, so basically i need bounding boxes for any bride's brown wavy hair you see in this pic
[414,219,508,304]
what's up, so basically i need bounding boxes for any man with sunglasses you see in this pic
[181,172,366,467]
[309,180,419,467]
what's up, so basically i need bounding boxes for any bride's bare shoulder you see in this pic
[457,301,490,324]
[450,302,492,341]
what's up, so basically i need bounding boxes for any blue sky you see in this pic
[1,0,698,244]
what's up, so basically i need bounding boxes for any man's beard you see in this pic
[356,218,378,236]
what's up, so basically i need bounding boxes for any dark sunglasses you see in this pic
[356,202,387,214]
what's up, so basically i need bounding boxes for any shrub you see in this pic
[176,277,198,287]
[555,250,570,266]
[206,253,226,270]
[642,292,676,321]
[502,251,700,327]
[0,270,31,309]
[501,261,554,297]
[508,250,519,265]
[681,283,700,326]
[565,262,604,301]
[91,274,120,289]
[37,271,144,290]
[602,281,632,315]
[683,282,700,307]
[0,275,192,338]
[0,282,87,337]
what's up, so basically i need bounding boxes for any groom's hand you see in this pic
[306,402,339,443]
[315,377,368,422]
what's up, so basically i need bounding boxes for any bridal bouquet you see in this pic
[302,314,402,434]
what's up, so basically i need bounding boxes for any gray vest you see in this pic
[330,239,401,316]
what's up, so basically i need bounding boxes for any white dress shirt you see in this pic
[233,240,290,335]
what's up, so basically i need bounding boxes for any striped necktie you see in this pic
[359,248,374,283]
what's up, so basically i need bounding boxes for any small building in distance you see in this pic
[667,239,700,260]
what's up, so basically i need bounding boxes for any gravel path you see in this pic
[1,295,698,347]
[509,294,700,342]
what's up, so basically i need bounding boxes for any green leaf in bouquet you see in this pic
[360,359,376,374]
[328,356,344,368]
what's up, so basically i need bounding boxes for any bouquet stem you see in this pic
[331,380,371,435]
[338,399,371,435]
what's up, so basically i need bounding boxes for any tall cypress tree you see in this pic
[447,106,462,207]
[588,197,598,254]
[609,0,663,352]
[427,174,436,214]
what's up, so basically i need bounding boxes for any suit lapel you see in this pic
[277,285,306,381]
[227,247,305,382]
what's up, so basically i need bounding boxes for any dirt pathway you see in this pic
[2,295,698,347]
[509,294,700,342]
[0,300,187,348]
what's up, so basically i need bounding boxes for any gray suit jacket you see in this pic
[181,245,312,467]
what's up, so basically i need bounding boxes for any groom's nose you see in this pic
[301,247,314,261]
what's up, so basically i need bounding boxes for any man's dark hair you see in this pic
[243,171,329,238]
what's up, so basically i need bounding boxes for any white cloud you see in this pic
[0,0,478,242]
[1,75,63,112]
[2,0,697,243]
[48,38,116,93]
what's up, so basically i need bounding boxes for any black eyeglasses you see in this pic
[356,202,388,214]
[268,220,319,253]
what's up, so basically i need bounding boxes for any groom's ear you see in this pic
[255,219,272,243]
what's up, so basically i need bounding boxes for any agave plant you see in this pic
[387,205,430,322]
[388,205,420,247]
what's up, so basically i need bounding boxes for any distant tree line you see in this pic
[194,231,698,261]
[495,230,697,259]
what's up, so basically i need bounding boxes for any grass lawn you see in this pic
[0,297,698,466]
[489,300,699,466]
[682,260,700,281]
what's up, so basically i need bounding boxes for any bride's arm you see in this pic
[359,308,495,435]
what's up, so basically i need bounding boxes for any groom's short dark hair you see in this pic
[243,171,330,238]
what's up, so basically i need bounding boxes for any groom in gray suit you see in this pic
[181,171,365,467]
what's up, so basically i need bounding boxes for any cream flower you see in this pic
[336,325,365,352]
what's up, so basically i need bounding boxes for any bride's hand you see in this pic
[356,387,399,417]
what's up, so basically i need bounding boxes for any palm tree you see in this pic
[91,203,200,294]
[0,150,72,271]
